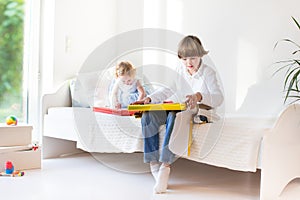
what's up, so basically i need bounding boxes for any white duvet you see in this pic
[74,109,275,172]
[182,117,274,172]
[45,107,275,172]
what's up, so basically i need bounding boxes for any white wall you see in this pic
[45,0,118,88]
[42,0,300,116]
[172,0,299,116]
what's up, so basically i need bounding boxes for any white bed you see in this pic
[44,106,268,170]
[42,80,300,200]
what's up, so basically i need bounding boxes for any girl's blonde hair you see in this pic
[115,61,136,78]
[177,35,209,59]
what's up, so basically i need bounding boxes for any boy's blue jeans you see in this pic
[141,111,177,164]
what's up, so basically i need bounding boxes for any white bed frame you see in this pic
[41,81,300,200]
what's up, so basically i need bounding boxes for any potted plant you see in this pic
[274,17,300,104]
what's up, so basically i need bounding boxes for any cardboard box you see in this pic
[0,145,32,153]
[0,124,32,146]
[0,148,41,171]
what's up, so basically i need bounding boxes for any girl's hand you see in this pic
[115,103,121,109]
[131,97,151,105]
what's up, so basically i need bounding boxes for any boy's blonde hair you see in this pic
[115,61,136,78]
[177,35,209,59]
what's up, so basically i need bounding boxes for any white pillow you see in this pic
[69,78,87,107]
[70,71,104,107]
[70,67,155,108]
[93,69,115,107]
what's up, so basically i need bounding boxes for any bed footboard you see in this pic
[260,104,300,200]
[41,81,83,158]
[41,80,72,117]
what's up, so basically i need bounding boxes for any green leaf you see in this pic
[274,16,300,103]
[292,50,300,55]
[279,38,300,49]
[292,16,300,30]
[283,66,300,102]
[6,2,18,9]
[0,0,24,104]
[287,98,300,105]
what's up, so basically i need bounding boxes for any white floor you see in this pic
[1,152,300,200]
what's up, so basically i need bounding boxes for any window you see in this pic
[0,0,41,141]
[0,0,25,123]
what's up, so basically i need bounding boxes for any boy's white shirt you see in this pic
[166,62,224,156]
[148,61,224,108]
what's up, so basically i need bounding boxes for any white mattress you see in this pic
[44,107,80,141]
[44,107,276,172]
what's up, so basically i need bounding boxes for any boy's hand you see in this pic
[185,94,198,109]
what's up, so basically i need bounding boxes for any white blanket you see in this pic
[77,112,143,153]
[182,118,273,172]
[169,110,276,172]
[75,111,275,172]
